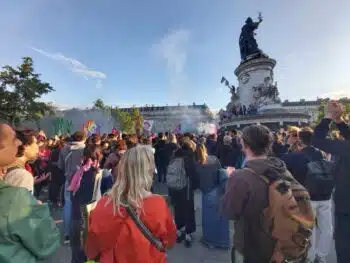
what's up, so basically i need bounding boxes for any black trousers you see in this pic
[335,213,350,263]
[156,164,167,182]
[172,188,196,234]
[48,166,65,204]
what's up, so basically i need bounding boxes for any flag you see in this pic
[143,120,154,132]
[173,124,181,134]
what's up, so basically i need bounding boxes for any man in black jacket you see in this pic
[282,128,333,263]
[312,101,350,263]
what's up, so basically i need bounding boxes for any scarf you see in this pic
[68,158,99,196]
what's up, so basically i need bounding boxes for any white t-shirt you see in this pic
[4,168,34,194]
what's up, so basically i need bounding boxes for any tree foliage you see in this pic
[316,98,350,124]
[0,57,54,125]
[111,107,143,134]
[315,101,327,124]
[93,98,107,110]
[338,97,350,121]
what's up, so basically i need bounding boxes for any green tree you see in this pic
[315,101,327,124]
[111,107,143,134]
[338,97,350,121]
[93,98,107,110]
[0,57,54,125]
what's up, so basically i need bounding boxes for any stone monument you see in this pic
[220,14,309,130]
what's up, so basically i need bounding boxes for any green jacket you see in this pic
[0,181,60,263]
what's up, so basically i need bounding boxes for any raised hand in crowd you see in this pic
[327,100,344,122]
[226,166,235,177]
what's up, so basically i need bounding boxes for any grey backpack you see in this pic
[166,158,187,190]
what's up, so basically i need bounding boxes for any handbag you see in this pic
[123,198,166,252]
[81,200,98,248]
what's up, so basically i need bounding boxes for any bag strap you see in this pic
[245,167,292,186]
[123,198,165,252]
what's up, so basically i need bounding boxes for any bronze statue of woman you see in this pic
[239,13,263,61]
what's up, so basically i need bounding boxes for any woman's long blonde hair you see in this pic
[107,145,155,214]
[196,144,208,165]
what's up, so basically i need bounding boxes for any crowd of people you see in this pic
[219,103,259,122]
[0,100,349,263]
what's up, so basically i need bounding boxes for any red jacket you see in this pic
[86,195,176,263]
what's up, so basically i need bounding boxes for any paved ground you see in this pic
[42,184,337,263]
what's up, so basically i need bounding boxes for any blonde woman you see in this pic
[163,134,179,171]
[195,144,230,249]
[86,145,176,263]
[287,126,302,152]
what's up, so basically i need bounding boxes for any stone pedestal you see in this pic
[234,57,277,108]
[220,56,311,130]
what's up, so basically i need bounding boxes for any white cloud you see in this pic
[31,47,106,84]
[153,29,190,77]
[152,29,190,102]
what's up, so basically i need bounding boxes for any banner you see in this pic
[111,128,121,139]
[83,120,101,137]
[173,123,181,134]
[143,120,154,132]
[198,123,217,135]
[53,117,73,136]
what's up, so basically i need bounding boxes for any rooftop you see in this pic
[281,100,321,106]
[119,104,210,112]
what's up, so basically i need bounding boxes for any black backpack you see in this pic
[304,153,334,196]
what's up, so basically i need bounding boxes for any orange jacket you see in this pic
[86,195,176,263]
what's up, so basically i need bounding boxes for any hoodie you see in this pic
[58,141,85,183]
[86,195,176,263]
[222,157,292,263]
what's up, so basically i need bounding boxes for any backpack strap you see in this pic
[245,167,292,186]
[244,167,270,185]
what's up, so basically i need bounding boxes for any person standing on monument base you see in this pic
[0,123,60,263]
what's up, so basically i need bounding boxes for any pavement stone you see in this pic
[42,183,337,263]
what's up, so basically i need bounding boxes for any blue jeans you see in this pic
[64,181,72,237]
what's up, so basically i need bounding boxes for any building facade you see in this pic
[120,104,214,133]
[21,104,214,136]
[281,100,321,123]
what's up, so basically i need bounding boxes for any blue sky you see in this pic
[1,0,350,111]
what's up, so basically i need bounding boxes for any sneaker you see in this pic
[184,234,193,248]
[315,256,326,263]
[63,236,70,245]
[176,231,185,243]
